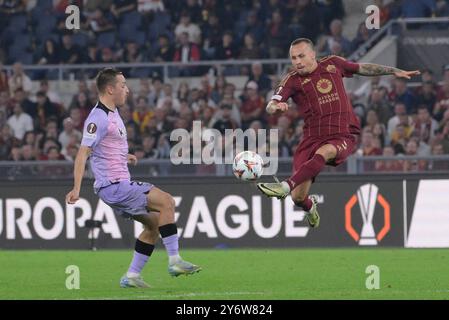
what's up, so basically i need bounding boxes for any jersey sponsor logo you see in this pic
[326,64,337,73]
[345,184,390,246]
[86,123,97,134]
[316,79,333,94]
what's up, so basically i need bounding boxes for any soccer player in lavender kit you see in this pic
[257,38,420,227]
[65,68,201,288]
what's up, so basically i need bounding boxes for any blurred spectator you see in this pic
[111,0,137,21]
[357,130,382,156]
[153,34,174,62]
[433,80,449,121]
[0,124,19,160]
[59,118,82,149]
[316,0,345,34]
[389,78,416,114]
[388,102,412,137]
[0,63,8,93]
[69,107,84,131]
[34,91,62,129]
[141,134,159,158]
[365,110,387,147]
[181,0,202,24]
[8,63,32,96]
[201,13,222,57]
[238,33,262,60]
[351,22,375,54]
[13,88,34,116]
[37,40,60,65]
[375,146,403,172]
[173,32,201,76]
[60,34,82,64]
[213,104,237,134]
[214,31,238,60]
[414,105,438,144]
[367,88,393,126]
[318,19,352,57]
[415,80,437,113]
[391,120,413,154]
[240,81,265,130]
[403,139,428,172]
[138,0,164,15]
[21,144,36,161]
[7,103,33,140]
[69,91,91,124]
[265,9,290,58]
[247,62,272,98]
[133,96,154,134]
[175,12,201,45]
[88,8,115,34]
[289,0,321,43]
[39,80,62,105]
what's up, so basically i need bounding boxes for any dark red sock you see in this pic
[295,198,313,211]
[286,154,326,190]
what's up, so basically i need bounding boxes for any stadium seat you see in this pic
[72,32,90,48]
[118,24,138,42]
[97,31,116,49]
[12,33,31,50]
[121,11,143,29]
[15,52,33,65]
[8,14,28,33]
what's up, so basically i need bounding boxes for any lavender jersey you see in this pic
[81,102,130,192]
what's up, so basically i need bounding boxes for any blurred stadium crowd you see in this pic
[1,0,449,173]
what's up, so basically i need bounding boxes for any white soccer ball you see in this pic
[232,151,264,181]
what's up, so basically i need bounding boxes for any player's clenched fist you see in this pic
[266,100,289,114]
[66,189,80,204]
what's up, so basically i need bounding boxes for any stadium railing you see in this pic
[1,155,448,180]
[349,17,449,61]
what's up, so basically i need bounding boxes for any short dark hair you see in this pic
[96,68,123,93]
[290,38,314,49]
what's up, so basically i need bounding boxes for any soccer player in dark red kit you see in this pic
[257,38,420,228]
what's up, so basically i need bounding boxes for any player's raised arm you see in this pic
[66,145,91,204]
[356,63,421,79]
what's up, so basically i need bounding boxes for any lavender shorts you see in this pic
[97,180,154,218]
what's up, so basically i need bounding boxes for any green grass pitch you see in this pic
[1,248,448,300]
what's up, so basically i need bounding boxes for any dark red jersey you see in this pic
[272,55,361,138]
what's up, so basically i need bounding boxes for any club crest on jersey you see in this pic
[86,122,97,134]
[326,64,337,73]
[118,128,125,137]
[316,79,333,94]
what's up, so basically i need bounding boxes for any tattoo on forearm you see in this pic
[357,63,402,76]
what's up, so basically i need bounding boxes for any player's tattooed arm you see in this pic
[357,63,420,79]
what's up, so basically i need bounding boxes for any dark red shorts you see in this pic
[292,133,358,173]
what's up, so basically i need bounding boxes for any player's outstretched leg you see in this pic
[291,180,320,228]
[120,213,159,288]
[147,187,202,277]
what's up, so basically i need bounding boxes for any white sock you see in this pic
[169,254,182,265]
[127,271,140,278]
[281,181,291,193]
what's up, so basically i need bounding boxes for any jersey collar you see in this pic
[96,101,115,114]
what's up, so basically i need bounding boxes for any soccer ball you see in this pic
[232,151,264,181]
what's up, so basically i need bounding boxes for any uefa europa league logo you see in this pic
[357,184,379,245]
